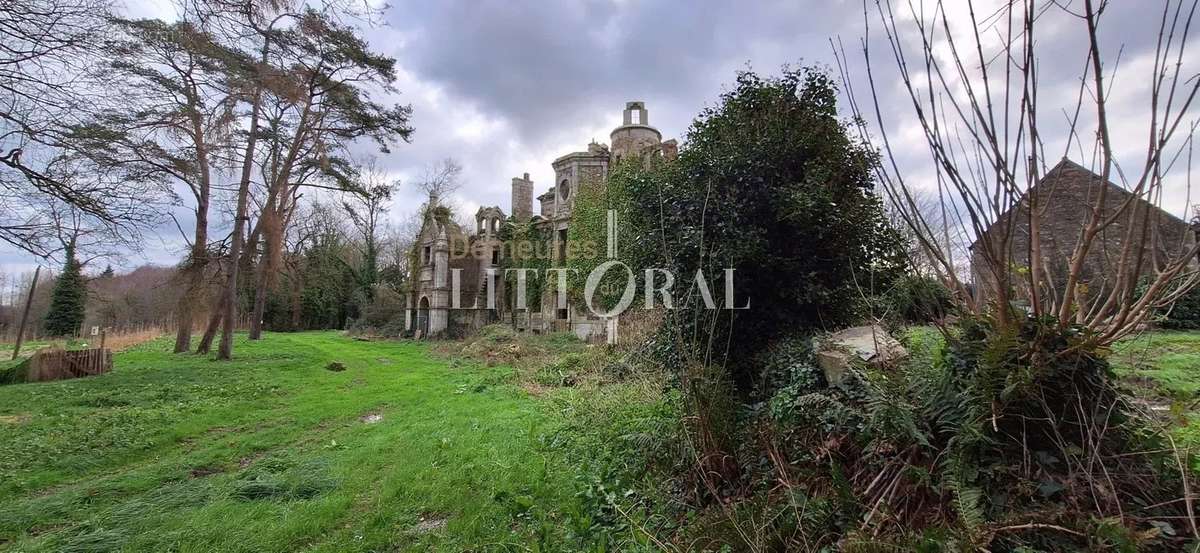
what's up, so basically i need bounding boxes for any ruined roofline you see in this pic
[552,148,609,166]
[967,157,1192,252]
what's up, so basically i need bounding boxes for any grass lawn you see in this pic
[0,332,586,552]
[1110,330,1200,450]
[0,340,52,361]
[1112,330,1200,398]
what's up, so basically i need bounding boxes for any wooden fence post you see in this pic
[11,265,41,361]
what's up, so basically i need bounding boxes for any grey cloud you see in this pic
[2,0,1190,269]
[386,0,854,147]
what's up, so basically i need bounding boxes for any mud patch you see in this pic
[415,515,447,533]
[190,465,224,478]
[359,413,383,424]
[0,414,29,425]
[238,452,266,469]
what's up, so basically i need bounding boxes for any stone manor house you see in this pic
[402,101,677,340]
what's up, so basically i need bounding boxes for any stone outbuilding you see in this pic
[969,158,1197,305]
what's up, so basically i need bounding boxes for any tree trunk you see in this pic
[173,95,212,353]
[248,262,269,339]
[196,289,225,354]
[218,179,253,359]
[248,197,280,341]
[247,101,308,340]
[199,214,265,354]
[173,267,202,353]
[174,214,209,352]
[174,289,195,352]
[11,266,41,360]
[217,43,272,359]
[218,133,258,358]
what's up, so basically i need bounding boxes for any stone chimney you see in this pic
[511,172,533,222]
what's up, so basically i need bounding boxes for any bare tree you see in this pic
[341,158,396,288]
[0,0,165,256]
[887,190,970,280]
[837,0,1200,345]
[378,220,415,290]
[414,157,462,201]
[42,197,138,268]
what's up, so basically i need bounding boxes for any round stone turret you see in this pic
[610,101,662,162]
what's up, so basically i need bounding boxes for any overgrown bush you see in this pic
[884,274,953,323]
[1158,283,1200,329]
[345,285,406,336]
[706,315,1200,550]
[454,325,591,369]
[752,334,825,402]
[533,352,584,386]
[620,66,907,389]
[0,360,30,385]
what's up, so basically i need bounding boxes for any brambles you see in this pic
[883,274,953,324]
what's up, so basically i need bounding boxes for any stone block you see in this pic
[830,324,907,364]
[814,324,908,385]
[816,349,851,386]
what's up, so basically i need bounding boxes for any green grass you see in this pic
[1110,330,1200,451]
[1111,330,1200,397]
[0,340,51,360]
[0,332,595,552]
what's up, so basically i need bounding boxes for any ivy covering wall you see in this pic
[498,218,553,311]
[564,159,643,312]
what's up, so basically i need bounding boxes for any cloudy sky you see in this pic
[2,0,1196,280]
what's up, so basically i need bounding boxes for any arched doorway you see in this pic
[416,296,430,336]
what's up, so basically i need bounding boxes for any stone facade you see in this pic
[970,158,1196,305]
[404,198,504,338]
[403,101,676,340]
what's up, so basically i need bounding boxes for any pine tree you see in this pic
[44,241,87,337]
[100,264,114,278]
